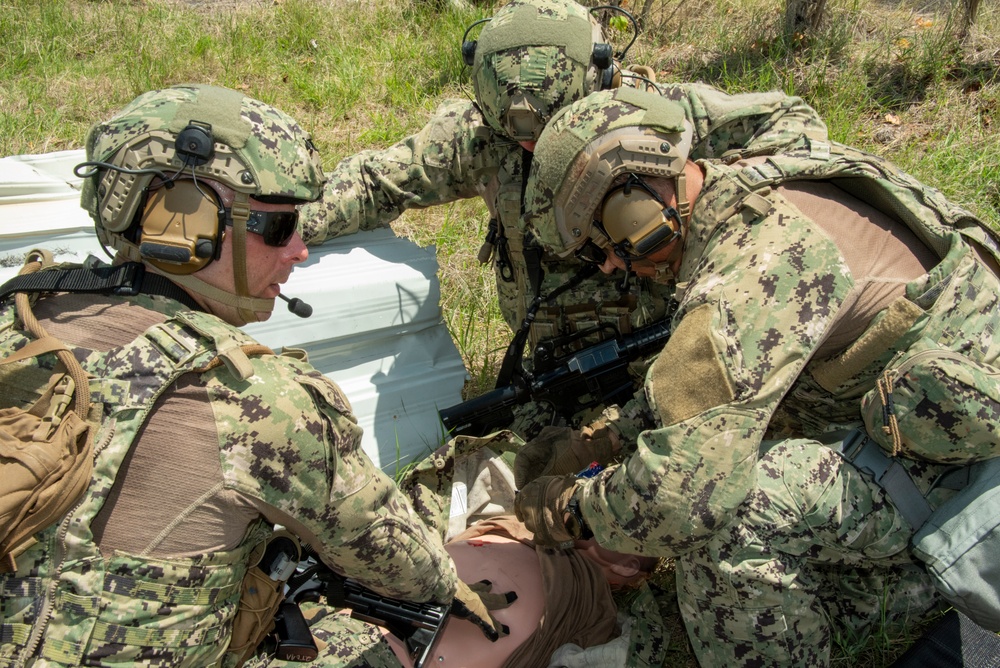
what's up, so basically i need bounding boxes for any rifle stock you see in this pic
[281,549,450,668]
[440,318,673,437]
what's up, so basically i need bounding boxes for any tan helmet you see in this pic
[524,86,693,260]
[464,0,615,142]
[78,84,326,323]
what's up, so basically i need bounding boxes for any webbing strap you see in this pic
[828,429,933,528]
[494,263,600,388]
[0,262,200,310]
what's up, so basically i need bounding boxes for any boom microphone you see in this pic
[278,292,313,318]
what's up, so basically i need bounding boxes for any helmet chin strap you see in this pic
[147,190,273,323]
[612,246,633,292]
[228,191,258,324]
[166,271,275,322]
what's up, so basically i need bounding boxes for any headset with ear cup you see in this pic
[599,175,682,258]
[129,121,223,275]
[137,180,225,275]
[461,18,491,68]
[592,41,615,90]
[89,120,219,236]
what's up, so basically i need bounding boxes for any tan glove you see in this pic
[513,424,617,489]
[450,578,517,641]
[514,474,587,548]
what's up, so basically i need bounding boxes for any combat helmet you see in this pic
[524,86,693,263]
[464,0,616,142]
[78,84,325,322]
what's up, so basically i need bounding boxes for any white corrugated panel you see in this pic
[0,149,467,471]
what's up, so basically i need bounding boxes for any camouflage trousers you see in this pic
[675,439,942,668]
[246,602,401,668]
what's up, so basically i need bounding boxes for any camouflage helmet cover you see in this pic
[472,0,608,141]
[525,86,693,256]
[81,83,326,234]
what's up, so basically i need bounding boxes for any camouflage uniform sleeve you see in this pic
[658,82,828,160]
[599,392,656,446]
[299,99,498,245]
[207,355,457,603]
[578,181,853,557]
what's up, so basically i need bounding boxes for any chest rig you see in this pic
[0,274,271,667]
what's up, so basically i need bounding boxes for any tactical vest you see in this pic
[701,142,1000,453]
[706,144,1000,632]
[484,144,672,358]
[0,294,271,667]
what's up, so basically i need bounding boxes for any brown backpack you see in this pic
[0,250,94,573]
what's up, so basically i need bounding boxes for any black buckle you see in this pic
[110,262,145,297]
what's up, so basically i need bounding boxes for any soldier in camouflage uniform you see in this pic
[511,88,1000,666]
[299,0,829,437]
[0,84,504,667]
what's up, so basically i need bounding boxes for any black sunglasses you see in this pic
[574,239,608,265]
[226,208,299,247]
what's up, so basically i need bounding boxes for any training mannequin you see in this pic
[382,516,658,668]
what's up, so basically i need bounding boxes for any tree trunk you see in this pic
[785,0,828,35]
[957,0,982,41]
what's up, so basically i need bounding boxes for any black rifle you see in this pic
[439,317,674,437]
[280,548,450,668]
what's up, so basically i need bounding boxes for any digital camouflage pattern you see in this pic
[471,0,604,140]
[677,439,940,666]
[81,83,326,213]
[299,82,830,430]
[0,295,248,667]
[521,112,1000,664]
[860,336,1000,464]
[0,284,455,666]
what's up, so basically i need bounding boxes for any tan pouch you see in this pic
[227,530,302,667]
[1,252,94,575]
[0,366,93,572]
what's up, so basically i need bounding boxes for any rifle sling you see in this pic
[0,262,201,311]
[494,263,599,389]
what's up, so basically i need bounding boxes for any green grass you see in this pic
[2,0,998,665]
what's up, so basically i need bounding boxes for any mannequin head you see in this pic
[572,537,659,591]
[384,531,658,667]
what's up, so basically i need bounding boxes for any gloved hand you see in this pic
[513,424,617,489]
[450,578,517,641]
[514,474,586,548]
